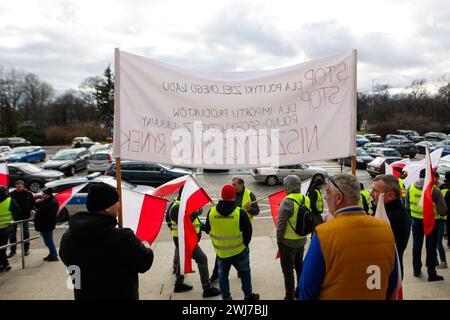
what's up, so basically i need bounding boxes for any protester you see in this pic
[0,186,21,272]
[60,183,154,300]
[371,174,411,278]
[359,182,371,214]
[405,169,447,281]
[306,176,325,229]
[34,188,59,261]
[169,190,221,298]
[277,175,311,300]
[210,177,260,283]
[434,171,447,268]
[300,173,398,299]
[441,172,450,249]
[205,185,259,300]
[8,180,36,257]
[399,171,408,206]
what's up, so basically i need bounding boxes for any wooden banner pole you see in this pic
[351,156,357,176]
[116,157,123,228]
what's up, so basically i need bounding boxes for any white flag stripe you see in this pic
[178,176,198,275]
[418,146,434,207]
[122,188,146,233]
[403,148,443,189]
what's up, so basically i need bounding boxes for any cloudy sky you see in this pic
[1,0,449,94]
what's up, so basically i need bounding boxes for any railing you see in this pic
[0,218,40,269]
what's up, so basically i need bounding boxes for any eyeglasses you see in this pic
[327,175,345,196]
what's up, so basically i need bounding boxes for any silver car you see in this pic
[40,173,154,221]
[251,164,329,186]
[87,150,114,173]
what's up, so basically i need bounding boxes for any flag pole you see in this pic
[351,156,357,176]
[351,49,357,177]
[114,48,123,228]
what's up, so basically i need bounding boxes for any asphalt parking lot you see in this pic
[22,146,423,251]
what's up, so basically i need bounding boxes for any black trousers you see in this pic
[278,243,305,299]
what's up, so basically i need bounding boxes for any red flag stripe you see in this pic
[136,194,168,243]
[423,179,435,236]
[0,173,9,186]
[152,176,188,197]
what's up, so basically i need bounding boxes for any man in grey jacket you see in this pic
[277,175,310,300]
[405,169,447,281]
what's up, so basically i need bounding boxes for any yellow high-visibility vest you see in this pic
[209,206,245,259]
[409,184,439,220]
[239,188,254,223]
[0,197,13,229]
[170,201,201,237]
[283,193,311,240]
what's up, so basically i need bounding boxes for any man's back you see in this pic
[59,212,154,300]
[306,212,396,300]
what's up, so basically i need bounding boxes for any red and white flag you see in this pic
[178,175,212,274]
[0,162,9,186]
[151,175,189,197]
[122,188,168,244]
[419,146,436,236]
[374,192,403,300]
[55,183,88,213]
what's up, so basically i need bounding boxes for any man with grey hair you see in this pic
[277,175,311,300]
[300,173,398,300]
[371,174,411,278]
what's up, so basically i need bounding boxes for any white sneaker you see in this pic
[439,262,448,269]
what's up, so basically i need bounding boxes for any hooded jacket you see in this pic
[205,200,252,247]
[59,212,154,300]
[34,196,59,232]
[277,175,308,248]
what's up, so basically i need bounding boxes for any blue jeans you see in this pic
[41,231,58,258]
[412,218,438,276]
[217,248,252,299]
[9,222,30,252]
[437,219,447,263]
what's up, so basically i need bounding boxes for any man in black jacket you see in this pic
[205,185,259,300]
[8,180,36,257]
[59,183,154,300]
[371,174,411,278]
[34,188,59,261]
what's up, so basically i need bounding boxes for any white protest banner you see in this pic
[114,49,357,169]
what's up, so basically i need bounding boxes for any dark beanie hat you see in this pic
[86,183,119,212]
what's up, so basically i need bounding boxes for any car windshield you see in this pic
[383,150,401,157]
[53,151,77,160]
[356,149,369,156]
[10,147,29,154]
[17,163,43,174]
[356,135,365,139]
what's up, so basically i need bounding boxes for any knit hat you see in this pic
[15,180,25,185]
[221,184,236,200]
[86,183,119,212]
[43,187,54,196]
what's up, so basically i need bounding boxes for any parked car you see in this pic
[87,150,114,173]
[5,146,46,163]
[356,135,370,147]
[365,147,402,159]
[40,173,155,221]
[0,146,12,161]
[72,137,97,148]
[339,148,374,169]
[251,164,328,186]
[397,130,425,143]
[415,141,439,154]
[0,137,31,148]
[42,148,90,176]
[366,156,403,177]
[385,134,411,142]
[362,142,385,151]
[7,162,64,193]
[88,143,112,154]
[384,139,416,158]
[430,144,450,157]
[105,161,192,187]
[424,132,448,142]
[440,154,450,166]
[437,165,450,184]
[364,134,382,143]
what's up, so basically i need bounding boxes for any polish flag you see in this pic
[403,148,443,189]
[0,162,9,186]
[268,189,287,259]
[385,159,410,177]
[374,193,403,300]
[55,183,88,213]
[122,188,168,243]
[419,146,436,236]
[151,175,189,197]
[178,175,212,274]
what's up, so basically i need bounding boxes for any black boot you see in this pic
[7,251,16,258]
[174,283,193,293]
[244,293,260,301]
[203,286,221,298]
